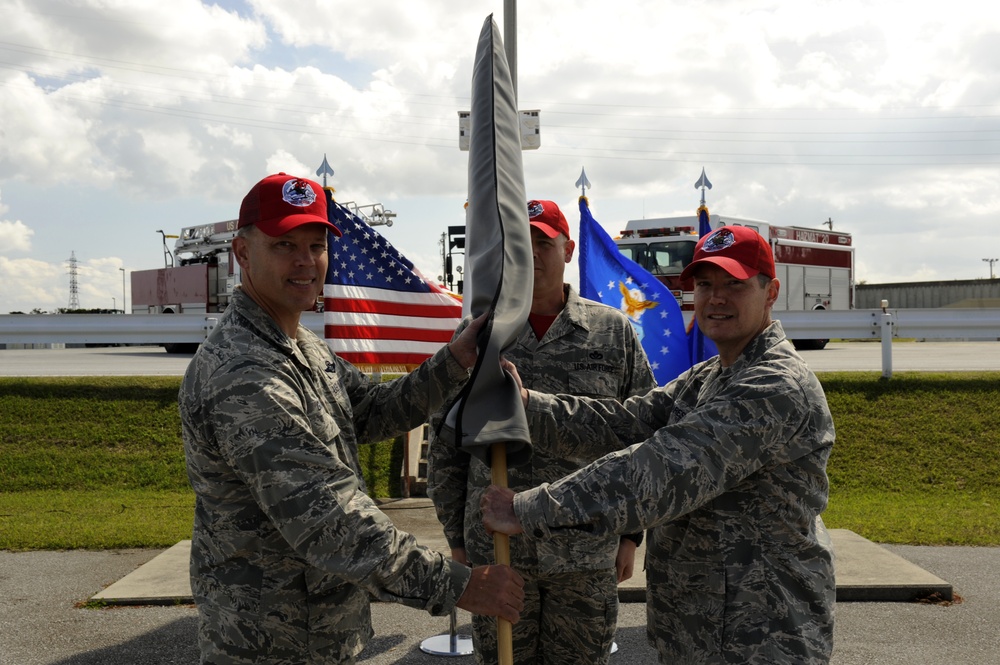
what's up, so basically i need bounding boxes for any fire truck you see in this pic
[130,200,396,353]
[615,214,854,350]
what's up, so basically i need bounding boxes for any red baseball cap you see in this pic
[527,200,571,240]
[680,225,775,281]
[238,173,342,237]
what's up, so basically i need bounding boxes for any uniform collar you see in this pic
[230,287,313,366]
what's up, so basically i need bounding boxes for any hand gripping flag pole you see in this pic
[445,15,533,665]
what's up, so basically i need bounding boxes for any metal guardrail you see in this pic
[774,308,1000,341]
[1,309,998,378]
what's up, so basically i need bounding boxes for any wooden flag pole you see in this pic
[490,442,514,665]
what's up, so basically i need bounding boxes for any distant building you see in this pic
[856,279,1000,309]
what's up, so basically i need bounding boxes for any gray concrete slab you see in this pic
[830,529,952,601]
[91,500,951,606]
[91,540,191,606]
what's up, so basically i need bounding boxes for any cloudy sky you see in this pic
[1,0,998,313]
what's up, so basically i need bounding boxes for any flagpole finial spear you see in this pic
[316,154,336,190]
[575,166,592,200]
[694,167,712,207]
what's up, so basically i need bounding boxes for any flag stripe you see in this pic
[327,337,452,354]
[325,284,461,312]
[331,351,440,366]
[324,310,459,331]
[324,325,455,344]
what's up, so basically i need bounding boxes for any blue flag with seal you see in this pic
[687,202,719,363]
[578,196,691,385]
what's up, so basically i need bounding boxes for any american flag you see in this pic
[323,200,463,373]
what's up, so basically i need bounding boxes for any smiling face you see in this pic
[693,264,780,366]
[232,223,330,337]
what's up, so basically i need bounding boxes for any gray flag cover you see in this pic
[445,14,533,462]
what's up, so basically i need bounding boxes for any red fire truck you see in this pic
[615,214,854,350]
[131,201,395,352]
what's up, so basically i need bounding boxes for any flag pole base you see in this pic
[419,607,474,656]
[419,633,474,657]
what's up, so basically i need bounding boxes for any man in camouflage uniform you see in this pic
[179,172,524,665]
[482,224,837,664]
[428,200,656,664]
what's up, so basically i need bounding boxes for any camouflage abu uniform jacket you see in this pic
[512,321,836,664]
[428,285,656,574]
[179,288,473,665]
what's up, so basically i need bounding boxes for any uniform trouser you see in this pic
[470,568,619,665]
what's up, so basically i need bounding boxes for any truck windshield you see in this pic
[621,241,695,275]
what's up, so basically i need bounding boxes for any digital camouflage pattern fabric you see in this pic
[428,285,656,664]
[513,321,836,664]
[179,287,472,665]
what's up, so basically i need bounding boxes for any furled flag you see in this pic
[323,195,462,373]
[578,196,691,385]
[446,14,533,460]
[688,202,720,364]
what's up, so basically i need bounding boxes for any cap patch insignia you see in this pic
[703,228,735,252]
[282,179,317,207]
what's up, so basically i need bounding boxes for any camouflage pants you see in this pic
[470,568,618,665]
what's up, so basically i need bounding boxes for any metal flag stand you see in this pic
[419,607,474,656]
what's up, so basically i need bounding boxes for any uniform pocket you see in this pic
[646,559,726,659]
[567,370,622,399]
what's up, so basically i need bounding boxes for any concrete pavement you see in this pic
[91,498,952,606]
[5,508,1000,664]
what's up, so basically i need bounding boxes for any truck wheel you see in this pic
[792,339,829,351]
[163,343,200,354]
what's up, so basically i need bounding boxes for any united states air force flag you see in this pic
[578,196,690,385]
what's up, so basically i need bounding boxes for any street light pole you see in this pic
[984,258,999,280]
[119,267,126,314]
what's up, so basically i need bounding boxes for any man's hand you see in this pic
[451,547,469,567]
[455,564,524,624]
[615,537,638,583]
[448,312,489,371]
[480,485,524,536]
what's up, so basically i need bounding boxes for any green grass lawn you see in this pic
[1,372,998,550]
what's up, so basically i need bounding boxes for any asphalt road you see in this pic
[1,340,999,376]
[2,545,998,664]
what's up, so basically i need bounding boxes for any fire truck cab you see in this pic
[615,214,854,350]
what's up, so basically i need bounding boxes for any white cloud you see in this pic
[0,189,33,253]
[0,256,61,312]
[0,220,33,253]
[0,0,996,317]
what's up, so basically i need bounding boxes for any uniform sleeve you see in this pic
[337,341,470,445]
[426,320,473,550]
[514,366,822,540]
[612,313,656,545]
[205,361,472,614]
[523,369,681,462]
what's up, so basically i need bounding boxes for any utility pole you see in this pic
[439,232,447,287]
[67,251,80,309]
[119,267,127,314]
[984,258,999,279]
